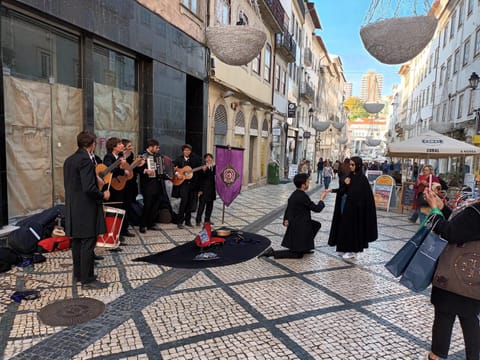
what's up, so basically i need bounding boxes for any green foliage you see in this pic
[344,96,369,120]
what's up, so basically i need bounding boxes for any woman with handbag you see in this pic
[423,178,480,360]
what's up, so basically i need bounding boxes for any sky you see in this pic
[313,0,402,97]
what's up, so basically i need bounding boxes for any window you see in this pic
[467,0,474,14]
[281,69,286,95]
[443,24,448,47]
[458,1,464,28]
[431,83,435,103]
[252,52,260,74]
[463,38,470,66]
[214,105,227,145]
[434,48,439,66]
[442,103,447,122]
[450,10,456,38]
[475,28,480,57]
[274,64,280,91]
[264,44,271,82]
[453,48,460,73]
[182,0,199,15]
[468,89,474,114]
[446,56,452,80]
[439,64,445,85]
[216,0,230,24]
[457,94,464,118]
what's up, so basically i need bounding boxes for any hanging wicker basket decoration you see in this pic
[364,102,385,114]
[338,136,348,144]
[313,121,331,132]
[332,122,345,130]
[206,26,267,66]
[360,16,437,64]
[365,136,382,147]
[403,124,415,131]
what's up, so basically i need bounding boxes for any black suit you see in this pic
[172,154,201,225]
[64,148,106,284]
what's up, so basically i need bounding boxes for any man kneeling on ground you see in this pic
[262,173,327,259]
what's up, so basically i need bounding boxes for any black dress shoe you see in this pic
[74,275,96,283]
[260,247,274,257]
[177,224,185,229]
[93,255,104,261]
[121,231,135,237]
[82,280,108,290]
[196,221,201,226]
[185,222,193,227]
[139,227,146,233]
[147,225,161,231]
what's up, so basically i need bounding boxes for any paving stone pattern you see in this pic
[0,180,468,359]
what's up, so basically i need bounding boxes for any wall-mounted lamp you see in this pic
[469,72,479,90]
[241,101,251,106]
[230,102,238,111]
[223,90,234,98]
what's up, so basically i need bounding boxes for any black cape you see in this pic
[281,189,325,252]
[328,171,377,252]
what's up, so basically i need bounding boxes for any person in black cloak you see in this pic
[261,173,328,259]
[327,156,377,259]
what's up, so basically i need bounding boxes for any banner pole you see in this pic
[222,202,225,224]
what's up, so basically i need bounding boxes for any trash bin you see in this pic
[267,162,280,184]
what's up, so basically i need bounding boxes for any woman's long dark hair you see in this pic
[350,156,363,174]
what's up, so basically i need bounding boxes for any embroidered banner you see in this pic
[215,145,244,207]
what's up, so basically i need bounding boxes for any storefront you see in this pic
[0,0,208,225]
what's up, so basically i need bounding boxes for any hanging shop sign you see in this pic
[288,103,296,118]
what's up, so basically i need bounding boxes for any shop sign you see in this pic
[288,102,296,118]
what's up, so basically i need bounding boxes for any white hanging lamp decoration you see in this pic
[206,0,267,66]
[360,0,438,64]
[365,136,382,147]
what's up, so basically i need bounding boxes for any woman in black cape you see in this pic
[327,156,377,259]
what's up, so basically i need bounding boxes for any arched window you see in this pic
[250,115,258,136]
[262,119,269,137]
[234,111,245,147]
[214,104,227,145]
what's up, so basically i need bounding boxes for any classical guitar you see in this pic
[171,165,204,186]
[95,150,131,190]
[110,154,146,191]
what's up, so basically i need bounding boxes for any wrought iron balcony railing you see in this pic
[275,31,296,63]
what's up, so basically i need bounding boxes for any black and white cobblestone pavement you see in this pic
[0,180,468,359]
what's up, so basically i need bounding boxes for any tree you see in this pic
[344,97,369,120]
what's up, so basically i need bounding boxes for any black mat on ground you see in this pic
[132,232,271,268]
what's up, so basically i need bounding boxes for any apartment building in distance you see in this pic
[360,70,384,103]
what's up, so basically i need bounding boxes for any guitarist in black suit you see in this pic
[103,137,135,240]
[172,144,202,229]
[64,131,110,289]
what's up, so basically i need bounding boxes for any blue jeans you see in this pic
[316,170,323,184]
[324,176,331,189]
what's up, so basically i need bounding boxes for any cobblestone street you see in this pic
[0,180,467,359]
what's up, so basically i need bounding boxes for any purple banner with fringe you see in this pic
[215,145,244,207]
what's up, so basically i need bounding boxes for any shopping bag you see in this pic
[385,226,430,277]
[399,231,448,292]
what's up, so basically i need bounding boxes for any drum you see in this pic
[96,206,125,248]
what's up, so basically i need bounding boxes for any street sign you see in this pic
[288,102,296,118]
[303,131,311,139]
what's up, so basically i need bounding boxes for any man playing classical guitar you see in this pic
[103,137,135,240]
[172,144,202,228]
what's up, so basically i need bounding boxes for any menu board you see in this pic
[366,170,383,184]
[373,175,395,212]
[400,181,416,213]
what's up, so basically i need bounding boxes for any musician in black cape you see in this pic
[262,173,327,259]
[327,156,377,260]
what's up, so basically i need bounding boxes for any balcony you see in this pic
[300,82,315,102]
[275,31,296,63]
[258,0,286,33]
[304,47,312,67]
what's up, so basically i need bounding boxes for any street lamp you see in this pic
[469,72,479,90]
